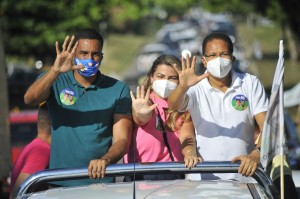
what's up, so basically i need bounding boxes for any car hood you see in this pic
[23,179,265,199]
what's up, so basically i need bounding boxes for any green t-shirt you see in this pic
[46,71,131,186]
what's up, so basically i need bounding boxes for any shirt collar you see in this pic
[68,71,103,88]
[203,70,243,92]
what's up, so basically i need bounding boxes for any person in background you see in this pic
[9,102,51,199]
[168,32,267,181]
[124,55,202,181]
[24,28,132,187]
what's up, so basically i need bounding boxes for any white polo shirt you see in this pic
[185,71,268,181]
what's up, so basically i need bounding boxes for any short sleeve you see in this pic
[114,84,132,115]
[250,76,269,115]
[21,145,50,174]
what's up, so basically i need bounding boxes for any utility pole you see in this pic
[0,11,11,182]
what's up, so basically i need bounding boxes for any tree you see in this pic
[0,11,11,185]
[1,0,109,64]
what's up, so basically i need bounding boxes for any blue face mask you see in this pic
[74,58,100,77]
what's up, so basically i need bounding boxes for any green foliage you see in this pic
[1,0,202,61]
[201,0,254,15]
[1,0,109,62]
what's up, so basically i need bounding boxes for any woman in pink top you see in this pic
[124,55,202,180]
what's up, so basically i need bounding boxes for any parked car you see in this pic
[135,43,175,74]
[17,162,279,199]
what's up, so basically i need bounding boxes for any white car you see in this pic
[17,162,279,199]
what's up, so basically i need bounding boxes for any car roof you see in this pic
[18,162,279,199]
[25,180,265,199]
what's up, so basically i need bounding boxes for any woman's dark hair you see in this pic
[202,32,233,55]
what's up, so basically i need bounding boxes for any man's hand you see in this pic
[172,55,209,90]
[88,158,111,179]
[52,35,84,73]
[232,150,260,177]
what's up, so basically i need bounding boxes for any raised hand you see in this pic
[173,54,209,90]
[130,86,157,118]
[52,35,83,73]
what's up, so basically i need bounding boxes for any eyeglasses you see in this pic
[204,52,232,60]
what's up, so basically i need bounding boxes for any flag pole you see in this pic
[260,40,286,199]
[281,155,284,199]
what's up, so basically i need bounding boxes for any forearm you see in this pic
[181,137,197,157]
[24,67,60,105]
[101,139,128,164]
[10,173,30,199]
[168,85,189,110]
[104,115,132,164]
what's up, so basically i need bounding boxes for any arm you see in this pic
[88,114,133,179]
[131,86,157,126]
[24,68,60,105]
[24,35,82,105]
[232,111,266,177]
[253,111,267,148]
[168,55,209,110]
[9,172,30,199]
[179,118,203,169]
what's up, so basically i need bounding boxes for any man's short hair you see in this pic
[74,28,104,47]
[202,32,233,55]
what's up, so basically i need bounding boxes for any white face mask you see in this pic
[206,57,232,78]
[152,79,177,99]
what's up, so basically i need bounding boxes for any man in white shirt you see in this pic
[168,32,267,180]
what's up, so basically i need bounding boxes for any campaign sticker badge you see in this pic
[232,94,248,111]
[60,88,77,105]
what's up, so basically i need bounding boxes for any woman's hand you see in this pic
[130,86,157,118]
[184,151,203,169]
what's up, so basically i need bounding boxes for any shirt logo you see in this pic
[60,89,77,105]
[232,94,248,111]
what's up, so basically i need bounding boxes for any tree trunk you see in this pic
[283,23,299,61]
[0,17,11,180]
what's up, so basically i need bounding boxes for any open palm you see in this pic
[173,55,209,89]
[53,35,82,73]
[130,86,157,116]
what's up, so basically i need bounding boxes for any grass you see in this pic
[100,33,156,77]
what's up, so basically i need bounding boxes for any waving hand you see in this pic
[173,55,209,90]
[130,86,157,125]
[52,35,84,73]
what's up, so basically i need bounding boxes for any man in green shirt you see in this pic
[24,28,132,186]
